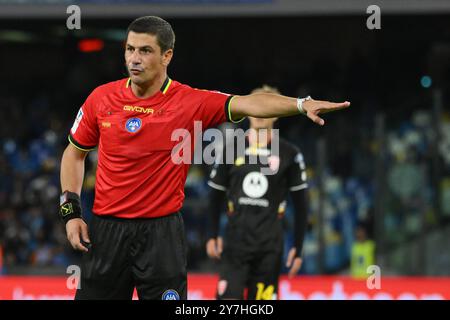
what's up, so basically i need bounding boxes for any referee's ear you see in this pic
[162,49,173,67]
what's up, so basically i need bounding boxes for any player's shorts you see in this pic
[75,211,187,300]
[216,247,282,300]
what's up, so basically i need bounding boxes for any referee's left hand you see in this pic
[286,248,302,278]
[302,99,350,126]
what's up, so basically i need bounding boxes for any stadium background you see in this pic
[0,0,449,299]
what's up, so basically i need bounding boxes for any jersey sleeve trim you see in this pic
[207,180,227,191]
[225,96,245,124]
[68,134,97,152]
[289,183,308,192]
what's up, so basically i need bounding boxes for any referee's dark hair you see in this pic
[127,16,176,53]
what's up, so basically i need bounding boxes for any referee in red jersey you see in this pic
[59,16,350,300]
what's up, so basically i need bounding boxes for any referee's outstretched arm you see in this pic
[60,144,91,252]
[230,94,350,126]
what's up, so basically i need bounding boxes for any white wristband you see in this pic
[297,96,312,114]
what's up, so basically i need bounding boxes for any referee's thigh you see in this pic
[132,212,187,300]
[75,215,134,300]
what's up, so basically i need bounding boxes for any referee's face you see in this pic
[125,31,173,86]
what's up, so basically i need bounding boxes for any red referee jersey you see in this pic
[69,77,238,218]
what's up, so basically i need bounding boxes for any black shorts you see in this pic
[75,212,187,300]
[216,247,282,300]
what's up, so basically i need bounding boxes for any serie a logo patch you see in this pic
[71,108,83,134]
[125,117,142,133]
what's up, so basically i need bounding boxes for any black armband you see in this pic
[59,191,82,224]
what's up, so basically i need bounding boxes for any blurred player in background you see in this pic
[59,16,349,300]
[206,85,309,300]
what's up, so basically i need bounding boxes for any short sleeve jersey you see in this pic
[69,77,238,218]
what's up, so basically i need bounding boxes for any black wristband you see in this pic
[59,191,82,224]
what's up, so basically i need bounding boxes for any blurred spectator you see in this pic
[350,223,376,279]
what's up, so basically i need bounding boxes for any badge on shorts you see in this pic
[162,289,180,300]
[125,117,142,133]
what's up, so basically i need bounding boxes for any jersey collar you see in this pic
[125,77,172,95]
[160,77,172,94]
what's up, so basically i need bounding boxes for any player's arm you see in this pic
[230,94,350,126]
[206,187,226,259]
[286,189,309,278]
[60,143,91,252]
[285,150,309,277]
[206,159,229,260]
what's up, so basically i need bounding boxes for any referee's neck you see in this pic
[130,74,167,99]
